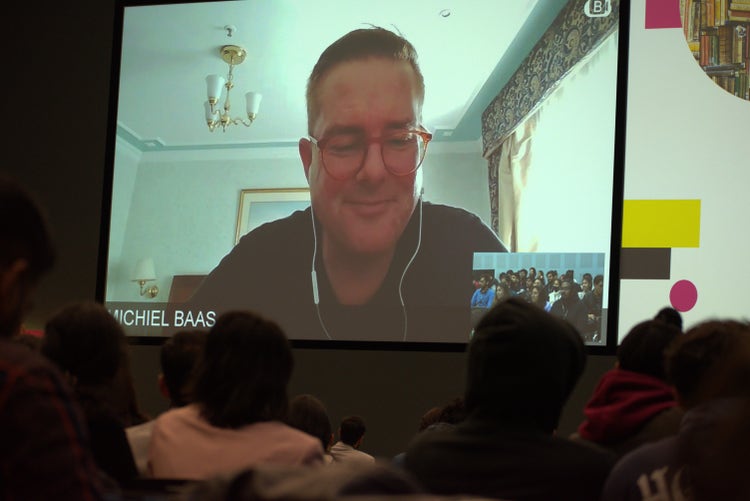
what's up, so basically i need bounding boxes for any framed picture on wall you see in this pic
[235,188,311,245]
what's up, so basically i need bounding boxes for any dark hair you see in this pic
[593,274,604,286]
[339,415,367,446]
[0,174,55,278]
[193,311,293,429]
[0,175,55,338]
[42,301,125,384]
[493,284,511,305]
[466,298,585,433]
[160,329,207,408]
[306,26,424,133]
[617,320,681,380]
[530,284,549,309]
[666,320,750,408]
[287,394,332,452]
[654,307,683,331]
[582,273,592,282]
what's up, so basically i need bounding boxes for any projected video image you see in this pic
[103,0,625,345]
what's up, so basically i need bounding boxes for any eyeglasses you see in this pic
[309,128,433,180]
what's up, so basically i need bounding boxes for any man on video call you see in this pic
[190,27,507,342]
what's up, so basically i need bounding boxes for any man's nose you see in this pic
[355,141,387,182]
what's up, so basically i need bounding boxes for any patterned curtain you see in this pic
[483,0,620,239]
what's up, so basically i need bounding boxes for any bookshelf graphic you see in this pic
[681,0,750,100]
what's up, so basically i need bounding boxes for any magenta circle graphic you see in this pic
[670,280,698,312]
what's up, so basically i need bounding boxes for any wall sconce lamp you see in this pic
[204,25,262,132]
[132,257,159,299]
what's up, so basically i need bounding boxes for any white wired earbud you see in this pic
[399,194,423,341]
[309,204,331,339]
[309,194,424,341]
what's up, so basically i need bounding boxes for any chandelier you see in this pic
[204,26,262,132]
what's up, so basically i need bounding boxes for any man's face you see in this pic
[300,58,423,257]
[561,281,572,299]
[582,278,591,292]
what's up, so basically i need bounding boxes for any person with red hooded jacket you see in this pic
[572,318,683,457]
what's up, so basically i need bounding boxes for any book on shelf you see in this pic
[730,3,750,11]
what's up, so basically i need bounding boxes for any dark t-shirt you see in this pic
[405,417,617,501]
[190,202,506,342]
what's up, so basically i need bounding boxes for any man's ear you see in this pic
[299,138,313,182]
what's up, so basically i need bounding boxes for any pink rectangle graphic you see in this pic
[645,0,682,29]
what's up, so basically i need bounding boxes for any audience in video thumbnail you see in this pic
[471,268,604,342]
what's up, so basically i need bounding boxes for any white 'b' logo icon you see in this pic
[585,0,612,18]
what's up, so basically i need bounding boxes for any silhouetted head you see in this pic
[288,394,333,452]
[465,297,586,433]
[654,307,683,331]
[42,301,125,385]
[617,319,681,380]
[339,415,367,446]
[0,175,55,337]
[666,319,750,408]
[160,329,207,408]
[193,311,292,428]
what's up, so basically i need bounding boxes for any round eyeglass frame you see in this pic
[308,128,433,181]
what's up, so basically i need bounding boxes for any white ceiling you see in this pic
[116,0,539,149]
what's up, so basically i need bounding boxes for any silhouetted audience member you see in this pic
[330,415,375,465]
[287,394,335,464]
[653,306,683,331]
[530,284,552,312]
[602,319,750,500]
[573,319,683,457]
[394,396,467,468]
[550,279,589,337]
[405,297,616,501]
[0,175,104,499]
[679,398,750,501]
[127,329,207,475]
[42,301,139,486]
[148,311,322,479]
[580,272,593,296]
[582,274,605,341]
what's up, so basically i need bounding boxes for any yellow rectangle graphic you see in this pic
[622,200,700,248]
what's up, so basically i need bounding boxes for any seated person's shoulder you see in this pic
[422,202,507,251]
[1,339,61,381]
[602,436,680,500]
[423,202,487,226]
